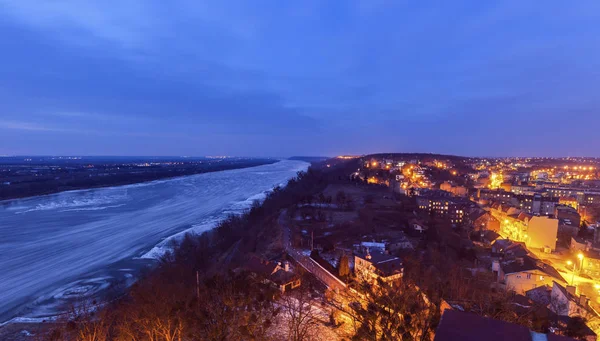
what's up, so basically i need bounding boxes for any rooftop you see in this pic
[501,256,566,283]
[355,249,403,277]
[434,310,578,341]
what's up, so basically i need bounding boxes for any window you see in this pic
[539,276,544,281]
[526,273,531,279]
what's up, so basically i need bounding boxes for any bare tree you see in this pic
[280,287,323,341]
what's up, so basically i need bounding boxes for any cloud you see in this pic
[0,1,599,156]
[0,120,64,132]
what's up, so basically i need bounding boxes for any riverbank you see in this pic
[0,160,309,329]
[0,158,277,202]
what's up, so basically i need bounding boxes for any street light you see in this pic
[567,260,576,285]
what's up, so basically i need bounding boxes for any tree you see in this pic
[318,193,327,207]
[335,191,347,209]
[280,286,321,341]
[328,278,439,341]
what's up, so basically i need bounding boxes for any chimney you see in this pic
[284,261,290,272]
[566,285,577,296]
[580,294,588,306]
[365,248,372,260]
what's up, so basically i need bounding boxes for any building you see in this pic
[490,202,559,251]
[550,281,593,318]
[440,181,468,197]
[434,309,579,341]
[560,197,579,210]
[492,255,567,294]
[478,189,514,204]
[465,208,500,232]
[491,239,529,259]
[556,205,581,228]
[584,193,600,206]
[245,257,301,293]
[416,192,470,224]
[526,286,598,341]
[386,234,414,252]
[571,237,588,253]
[408,219,428,235]
[354,248,403,283]
[512,183,537,195]
[515,194,559,215]
[579,250,600,277]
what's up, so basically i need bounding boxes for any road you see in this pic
[530,247,600,313]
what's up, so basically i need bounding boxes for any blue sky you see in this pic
[0,1,599,157]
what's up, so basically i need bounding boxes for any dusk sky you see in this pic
[0,1,599,157]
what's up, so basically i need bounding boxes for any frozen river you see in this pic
[0,160,308,323]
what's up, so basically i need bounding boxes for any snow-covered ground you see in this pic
[0,160,308,324]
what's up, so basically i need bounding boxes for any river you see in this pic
[0,160,308,324]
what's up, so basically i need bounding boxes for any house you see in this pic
[481,230,501,245]
[245,256,301,293]
[491,239,529,259]
[524,286,598,341]
[440,181,468,197]
[550,281,593,318]
[409,219,428,234]
[526,285,553,306]
[579,250,600,277]
[489,202,559,251]
[559,218,580,239]
[465,208,500,232]
[354,248,403,283]
[434,309,579,341]
[493,255,567,294]
[556,204,581,227]
[571,237,588,253]
[360,241,386,252]
[386,234,414,252]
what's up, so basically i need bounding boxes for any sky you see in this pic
[0,1,599,157]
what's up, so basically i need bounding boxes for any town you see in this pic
[238,154,600,340]
[21,154,600,341]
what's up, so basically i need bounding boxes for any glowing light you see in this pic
[367,177,379,184]
[371,162,378,167]
[578,253,584,260]
[567,260,573,265]
[489,172,504,189]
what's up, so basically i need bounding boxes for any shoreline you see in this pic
[0,159,279,203]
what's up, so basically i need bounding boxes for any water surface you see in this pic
[0,160,308,323]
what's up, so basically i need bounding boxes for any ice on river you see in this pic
[0,160,308,323]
